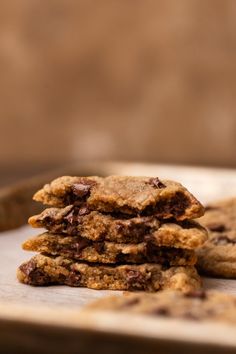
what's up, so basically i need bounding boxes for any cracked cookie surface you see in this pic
[33,176,204,220]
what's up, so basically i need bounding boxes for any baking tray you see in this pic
[1,162,236,354]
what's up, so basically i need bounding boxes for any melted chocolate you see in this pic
[144,192,190,218]
[149,177,166,189]
[93,242,105,254]
[19,260,54,285]
[207,223,226,232]
[19,259,37,276]
[56,237,92,255]
[153,307,170,316]
[126,270,146,290]
[72,183,92,198]
[65,271,81,286]
[184,290,207,300]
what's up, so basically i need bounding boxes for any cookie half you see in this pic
[17,254,201,291]
[33,176,204,220]
[29,206,207,248]
[22,232,196,265]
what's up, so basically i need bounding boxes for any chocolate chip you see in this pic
[153,307,170,316]
[127,270,141,281]
[73,237,91,252]
[145,242,165,263]
[59,237,91,256]
[73,200,84,207]
[213,235,236,245]
[93,242,105,254]
[166,193,190,218]
[43,216,54,226]
[184,290,207,300]
[116,253,127,263]
[149,177,166,189]
[66,271,81,287]
[145,242,179,265]
[116,222,125,233]
[78,206,90,216]
[20,260,53,285]
[126,270,145,290]
[116,220,152,240]
[179,220,194,229]
[207,223,226,232]
[19,259,37,276]
[64,206,90,230]
[31,270,53,285]
[161,261,170,270]
[64,210,74,224]
[205,205,218,211]
[66,225,78,235]
[121,297,140,308]
[72,183,92,198]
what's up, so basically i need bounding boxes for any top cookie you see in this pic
[33,176,204,220]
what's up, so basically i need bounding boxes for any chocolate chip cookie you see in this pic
[17,254,201,291]
[22,233,196,265]
[84,290,236,324]
[33,176,204,220]
[29,206,207,248]
[197,197,236,278]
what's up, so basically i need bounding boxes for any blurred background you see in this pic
[0,0,236,185]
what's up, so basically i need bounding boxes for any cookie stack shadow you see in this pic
[17,176,208,292]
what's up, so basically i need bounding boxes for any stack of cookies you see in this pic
[17,176,207,292]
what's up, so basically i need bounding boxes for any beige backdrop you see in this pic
[0,0,236,172]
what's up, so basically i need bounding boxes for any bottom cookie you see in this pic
[17,254,201,292]
[84,290,236,324]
